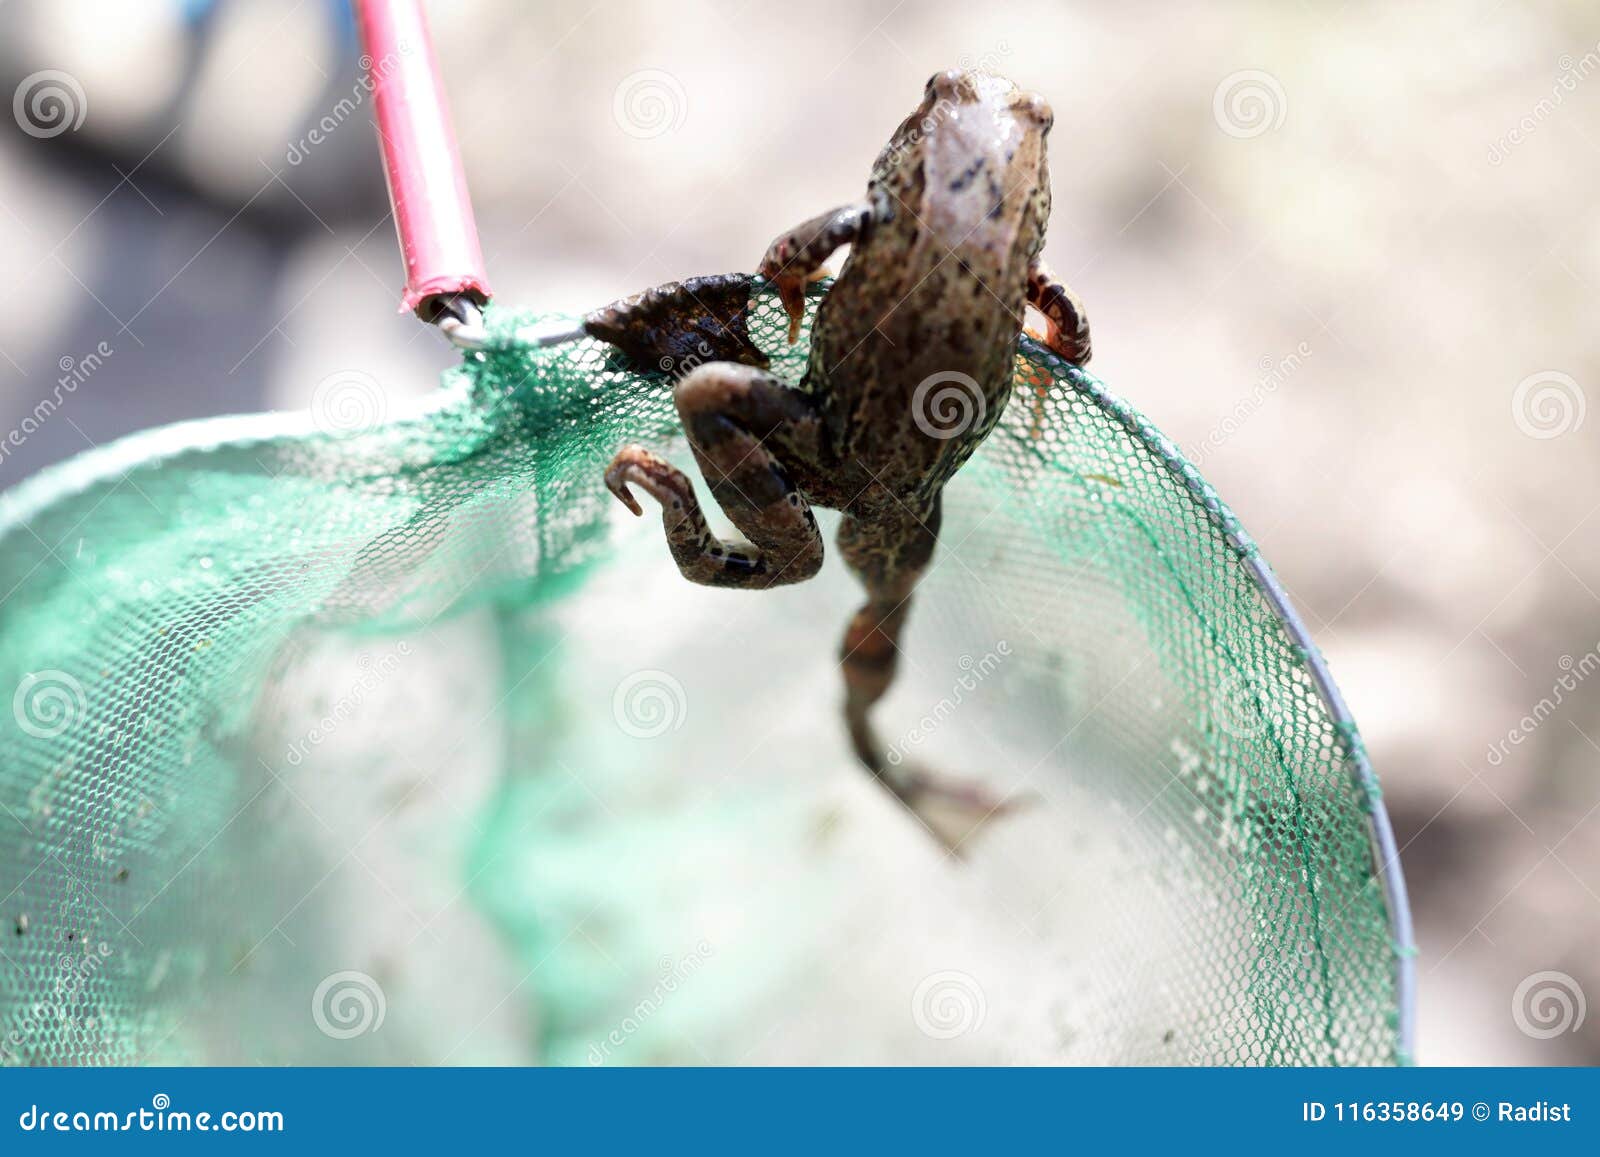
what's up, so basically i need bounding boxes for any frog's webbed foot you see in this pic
[882,761,1031,856]
[851,707,1030,853]
[759,202,872,343]
[1026,259,1092,365]
[584,273,769,375]
[605,364,826,590]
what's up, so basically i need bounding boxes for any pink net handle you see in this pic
[354,0,492,315]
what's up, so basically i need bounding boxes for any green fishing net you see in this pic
[0,281,1413,1067]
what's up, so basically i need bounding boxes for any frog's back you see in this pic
[807,71,1053,482]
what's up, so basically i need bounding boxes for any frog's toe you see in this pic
[603,451,647,516]
[765,272,807,344]
[604,445,693,520]
[606,475,644,518]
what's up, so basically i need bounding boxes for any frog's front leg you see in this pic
[759,202,872,342]
[1027,259,1092,365]
[605,364,825,589]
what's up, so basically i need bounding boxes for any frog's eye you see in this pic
[1014,93,1054,131]
[925,69,967,101]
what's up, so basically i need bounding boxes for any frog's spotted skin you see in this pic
[604,69,1092,850]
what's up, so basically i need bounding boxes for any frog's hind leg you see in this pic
[838,499,1018,852]
[605,363,825,590]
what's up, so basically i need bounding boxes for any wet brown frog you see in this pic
[601,69,1091,849]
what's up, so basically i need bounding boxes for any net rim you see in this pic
[1035,342,1417,1063]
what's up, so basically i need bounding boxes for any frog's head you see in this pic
[922,69,1051,123]
[873,68,1054,192]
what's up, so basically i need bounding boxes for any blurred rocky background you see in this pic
[2,0,1597,1064]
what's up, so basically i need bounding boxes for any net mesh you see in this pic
[0,281,1409,1066]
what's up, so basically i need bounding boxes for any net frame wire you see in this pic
[1053,365,1417,1061]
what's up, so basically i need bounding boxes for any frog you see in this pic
[601,68,1092,850]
